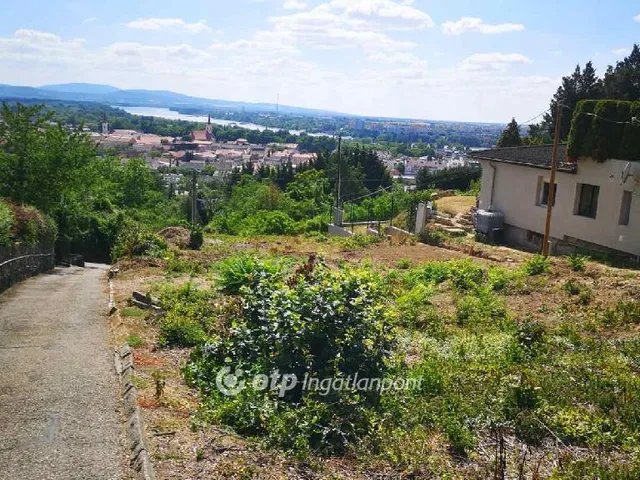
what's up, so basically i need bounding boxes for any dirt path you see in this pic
[0,265,129,479]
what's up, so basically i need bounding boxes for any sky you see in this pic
[0,0,639,123]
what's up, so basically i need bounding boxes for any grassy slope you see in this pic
[111,234,640,479]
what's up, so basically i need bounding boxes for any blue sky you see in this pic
[0,0,638,122]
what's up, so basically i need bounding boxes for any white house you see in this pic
[469,145,640,257]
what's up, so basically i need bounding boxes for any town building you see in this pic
[470,144,640,256]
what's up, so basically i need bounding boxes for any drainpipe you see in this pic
[488,161,497,211]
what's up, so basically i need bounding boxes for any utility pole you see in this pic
[336,133,342,210]
[191,170,197,225]
[542,103,563,257]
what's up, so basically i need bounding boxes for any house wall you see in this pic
[478,158,640,256]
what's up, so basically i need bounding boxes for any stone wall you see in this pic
[0,243,55,293]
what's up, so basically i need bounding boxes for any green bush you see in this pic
[111,220,168,260]
[186,260,394,454]
[157,282,216,347]
[338,233,382,251]
[523,255,550,275]
[417,227,447,246]
[567,254,588,272]
[189,226,204,250]
[0,200,14,248]
[159,316,207,347]
[456,288,508,327]
[214,253,282,295]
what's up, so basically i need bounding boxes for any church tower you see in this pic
[205,114,213,140]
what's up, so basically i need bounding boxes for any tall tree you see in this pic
[539,62,604,141]
[604,44,640,101]
[497,118,522,147]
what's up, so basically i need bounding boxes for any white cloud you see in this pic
[0,29,86,64]
[329,0,434,30]
[442,17,524,35]
[612,47,630,57]
[283,0,307,10]
[0,28,555,123]
[266,0,432,52]
[367,51,426,68]
[634,14,640,22]
[125,18,212,33]
[460,52,531,72]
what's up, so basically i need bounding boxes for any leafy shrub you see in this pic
[166,255,205,276]
[417,227,447,246]
[456,288,507,327]
[157,282,216,347]
[111,220,168,260]
[523,255,550,275]
[0,200,14,247]
[159,316,207,347]
[186,260,394,454]
[567,254,588,272]
[338,233,382,251]
[214,253,282,294]
[189,226,204,250]
[394,283,441,331]
[6,203,57,246]
[396,258,412,270]
[600,301,640,328]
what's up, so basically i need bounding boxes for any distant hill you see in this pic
[0,83,348,118]
[41,83,122,95]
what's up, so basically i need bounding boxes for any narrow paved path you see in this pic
[0,265,129,479]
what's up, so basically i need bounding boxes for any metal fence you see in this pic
[0,243,55,293]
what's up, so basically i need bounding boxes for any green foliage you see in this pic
[125,335,144,348]
[0,200,13,248]
[157,282,216,347]
[337,233,382,251]
[568,99,640,162]
[396,258,412,270]
[567,253,588,271]
[456,288,508,327]
[186,259,394,454]
[189,226,204,250]
[497,118,522,147]
[214,253,282,295]
[417,227,448,246]
[416,166,481,191]
[111,220,168,260]
[522,255,551,275]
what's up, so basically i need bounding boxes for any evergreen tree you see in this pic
[538,62,603,141]
[497,118,522,147]
[604,44,640,101]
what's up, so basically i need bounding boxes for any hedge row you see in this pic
[0,199,57,249]
[567,100,640,162]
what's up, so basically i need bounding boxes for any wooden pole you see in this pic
[542,103,563,257]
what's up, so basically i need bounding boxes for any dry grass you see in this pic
[436,196,475,216]
[108,233,640,479]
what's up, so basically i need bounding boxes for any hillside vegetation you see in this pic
[112,233,640,479]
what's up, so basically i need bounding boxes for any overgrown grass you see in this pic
[150,245,640,476]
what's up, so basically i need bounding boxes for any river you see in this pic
[116,106,325,137]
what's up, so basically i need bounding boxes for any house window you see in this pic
[540,181,557,207]
[619,190,632,226]
[574,184,600,219]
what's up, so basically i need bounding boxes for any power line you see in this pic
[520,108,551,125]
[560,102,640,126]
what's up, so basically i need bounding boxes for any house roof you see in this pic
[469,144,577,173]
[192,131,208,141]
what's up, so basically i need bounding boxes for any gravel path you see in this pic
[0,264,129,479]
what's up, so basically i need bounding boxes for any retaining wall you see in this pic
[0,243,55,293]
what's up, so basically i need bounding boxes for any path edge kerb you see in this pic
[115,343,156,480]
